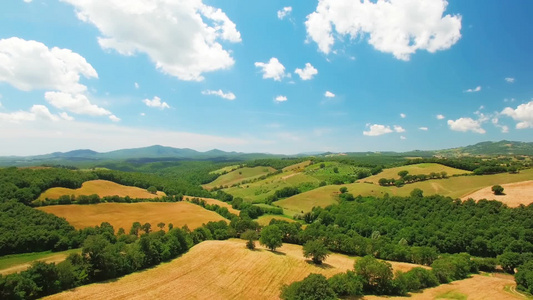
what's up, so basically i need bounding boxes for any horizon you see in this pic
[1,139,530,158]
[1,1,532,156]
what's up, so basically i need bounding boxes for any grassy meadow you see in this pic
[0,249,80,275]
[37,180,166,201]
[202,166,276,190]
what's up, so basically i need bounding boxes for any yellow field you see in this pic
[256,215,297,226]
[365,273,524,300]
[363,163,471,184]
[203,166,277,190]
[183,196,240,215]
[37,202,227,231]
[282,160,312,172]
[45,239,425,300]
[461,180,533,207]
[38,180,166,201]
[209,165,240,175]
[278,168,533,215]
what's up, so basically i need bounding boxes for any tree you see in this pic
[303,240,330,264]
[141,223,152,234]
[280,273,336,300]
[492,185,504,195]
[410,188,424,198]
[339,187,348,194]
[333,167,339,173]
[354,255,394,294]
[242,230,258,250]
[157,222,165,231]
[498,252,522,273]
[129,222,141,236]
[147,186,157,194]
[398,170,409,178]
[259,225,283,251]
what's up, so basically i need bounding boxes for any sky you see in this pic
[0,0,532,156]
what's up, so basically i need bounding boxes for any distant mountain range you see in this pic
[0,140,531,166]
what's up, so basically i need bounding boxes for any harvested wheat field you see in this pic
[38,202,226,231]
[461,180,533,207]
[365,273,524,300]
[38,180,166,201]
[183,196,240,215]
[45,239,426,300]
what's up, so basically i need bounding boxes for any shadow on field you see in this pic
[305,260,334,269]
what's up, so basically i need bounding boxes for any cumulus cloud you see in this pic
[294,63,318,80]
[0,105,61,122]
[501,100,533,129]
[109,115,121,122]
[134,82,139,89]
[447,117,485,134]
[324,91,335,98]
[62,0,241,81]
[465,86,481,93]
[400,113,406,118]
[45,92,111,116]
[59,112,74,121]
[143,96,170,110]
[255,58,286,81]
[275,95,288,102]
[0,37,97,93]
[202,89,236,100]
[305,0,462,60]
[505,77,515,83]
[277,6,292,20]
[419,127,428,131]
[400,136,407,140]
[437,114,445,120]
[394,125,406,133]
[363,124,393,136]
[491,118,509,133]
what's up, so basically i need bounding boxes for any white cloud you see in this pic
[275,95,288,102]
[277,6,292,20]
[437,114,445,120]
[23,0,32,3]
[59,112,74,121]
[0,37,97,93]
[62,0,241,81]
[501,100,533,129]
[201,89,236,100]
[109,115,121,122]
[45,92,111,116]
[400,113,406,118]
[140,112,145,117]
[134,82,139,89]
[324,91,335,98]
[294,63,318,80]
[142,96,170,110]
[400,136,407,140]
[465,86,481,93]
[491,118,509,133]
[255,58,286,81]
[363,124,393,136]
[419,127,428,131]
[305,0,462,60]
[394,125,406,133]
[447,117,485,134]
[505,77,515,83]
[0,105,61,122]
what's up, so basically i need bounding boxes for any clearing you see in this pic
[461,180,533,207]
[256,215,297,226]
[45,239,425,300]
[37,202,227,231]
[365,273,525,300]
[209,165,241,175]
[37,180,165,201]
[183,196,240,215]
[363,163,471,184]
[203,166,276,190]
[0,249,80,275]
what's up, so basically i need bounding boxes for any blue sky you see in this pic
[0,0,532,156]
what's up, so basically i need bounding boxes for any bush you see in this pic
[492,185,504,195]
[328,271,363,296]
[280,273,336,300]
[303,240,330,264]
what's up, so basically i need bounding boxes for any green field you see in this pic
[209,165,240,175]
[276,168,533,215]
[202,166,276,190]
[223,172,320,203]
[362,163,471,184]
[304,161,371,182]
[0,249,80,275]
